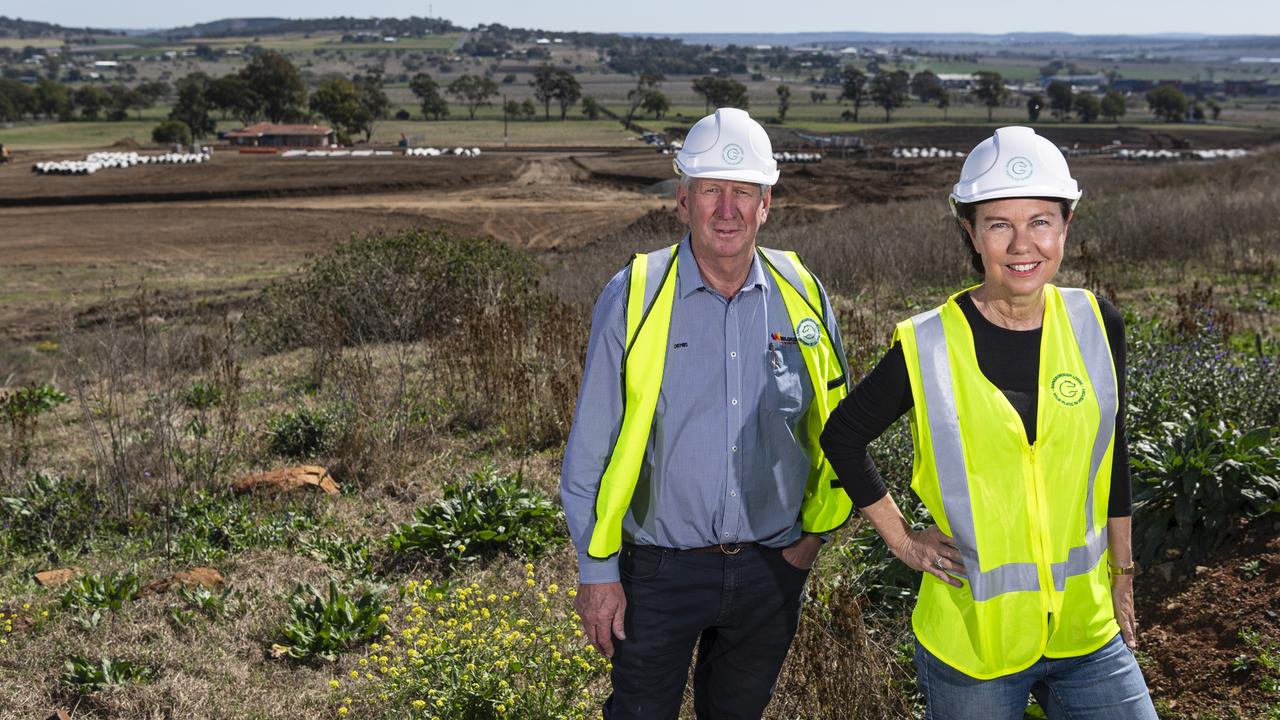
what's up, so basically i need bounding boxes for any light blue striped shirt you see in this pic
[560,235,843,584]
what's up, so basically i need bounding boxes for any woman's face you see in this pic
[962,198,1070,300]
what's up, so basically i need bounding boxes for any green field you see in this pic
[370,118,640,146]
[0,120,240,150]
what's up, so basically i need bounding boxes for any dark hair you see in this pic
[952,198,1075,275]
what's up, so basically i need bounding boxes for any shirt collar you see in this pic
[676,233,770,299]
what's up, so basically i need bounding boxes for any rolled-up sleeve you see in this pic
[560,267,629,584]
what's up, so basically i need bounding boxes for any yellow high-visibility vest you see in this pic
[896,285,1120,679]
[587,243,854,559]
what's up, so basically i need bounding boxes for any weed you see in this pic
[168,491,323,564]
[0,472,101,560]
[60,655,154,693]
[334,568,608,718]
[61,571,142,628]
[280,580,388,662]
[266,406,337,459]
[1240,560,1265,581]
[1,382,69,483]
[169,584,243,627]
[1131,418,1278,567]
[305,533,376,579]
[388,468,563,569]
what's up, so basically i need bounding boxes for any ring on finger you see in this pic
[934,557,946,570]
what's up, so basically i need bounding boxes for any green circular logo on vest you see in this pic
[1051,372,1087,406]
[795,318,821,347]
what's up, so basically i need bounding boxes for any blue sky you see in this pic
[17,0,1280,35]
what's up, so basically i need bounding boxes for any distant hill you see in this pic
[149,16,461,40]
[0,15,122,38]
[628,30,1276,47]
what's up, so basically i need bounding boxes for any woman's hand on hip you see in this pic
[894,525,966,588]
[1112,575,1138,648]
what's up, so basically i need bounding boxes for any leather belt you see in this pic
[672,542,765,555]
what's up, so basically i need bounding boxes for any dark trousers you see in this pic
[603,543,810,720]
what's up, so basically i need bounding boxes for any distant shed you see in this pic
[225,123,334,148]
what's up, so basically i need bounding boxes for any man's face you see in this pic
[676,177,771,263]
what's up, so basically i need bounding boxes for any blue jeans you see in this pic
[602,543,810,720]
[915,633,1159,720]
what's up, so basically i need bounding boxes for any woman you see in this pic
[820,126,1157,719]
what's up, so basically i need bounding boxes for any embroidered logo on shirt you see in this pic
[770,331,798,346]
[795,318,821,347]
[1051,372,1087,406]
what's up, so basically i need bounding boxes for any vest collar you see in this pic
[676,233,770,299]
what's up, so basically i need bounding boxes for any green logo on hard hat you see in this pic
[795,318,821,347]
[722,143,745,165]
[1051,372,1087,407]
[1006,156,1034,181]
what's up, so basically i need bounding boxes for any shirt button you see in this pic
[730,491,737,497]
[731,398,738,406]
[730,351,737,358]
[731,445,738,453]
[723,532,731,538]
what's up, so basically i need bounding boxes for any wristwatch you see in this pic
[1108,561,1139,577]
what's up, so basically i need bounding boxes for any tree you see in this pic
[937,90,951,121]
[1191,103,1206,122]
[353,71,390,140]
[776,84,791,123]
[135,80,170,105]
[1046,80,1074,122]
[208,74,256,123]
[1074,92,1101,123]
[169,73,217,139]
[519,99,536,120]
[503,98,523,120]
[240,50,306,123]
[1027,93,1044,122]
[870,70,909,122]
[152,119,191,146]
[809,90,827,104]
[1146,85,1188,122]
[447,74,498,119]
[691,76,749,113]
[530,64,558,120]
[309,77,362,143]
[32,78,70,120]
[0,79,36,121]
[838,66,867,121]
[1207,99,1221,121]
[581,95,603,120]
[641,90,670,119]
[625,73,662,124]
[971,71,1007,122]
[552,69,581,120]
[1100,90,1126,123]
[73,85,109,121]
[910,70,943,104]
[103,84,146,121]
[409,73,449,120]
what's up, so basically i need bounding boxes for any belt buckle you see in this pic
[719,543,742,555]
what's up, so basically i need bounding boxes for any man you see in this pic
[560,107,852,719]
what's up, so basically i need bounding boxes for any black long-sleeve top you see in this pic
[821,291,1131,517]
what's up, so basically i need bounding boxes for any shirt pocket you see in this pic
[764,346,805,416]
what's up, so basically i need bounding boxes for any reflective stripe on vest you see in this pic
[901,285,1119,678]
[586,243,852,558]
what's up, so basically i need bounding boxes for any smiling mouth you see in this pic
[1006,261,1042,275]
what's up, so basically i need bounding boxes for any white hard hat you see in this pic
[674,108,779,186]
[949,126,1081,216]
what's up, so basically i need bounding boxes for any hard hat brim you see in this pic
[677,167,780,186]
[949,187,1082,217]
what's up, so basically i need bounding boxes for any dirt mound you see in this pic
[110,137,142,149]
[1138,517,1280,717]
